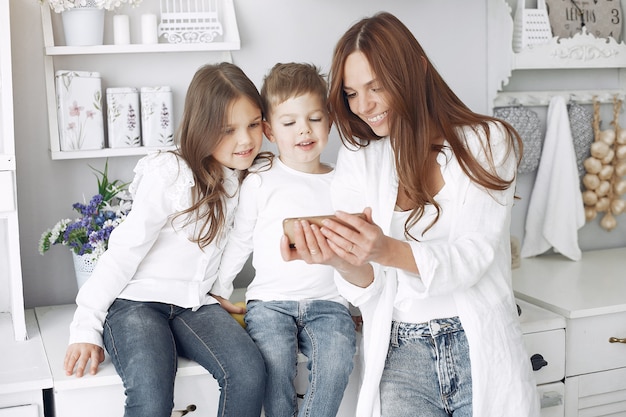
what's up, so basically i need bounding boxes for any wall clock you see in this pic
[545,0,623,41]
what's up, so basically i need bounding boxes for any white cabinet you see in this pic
[0,4,52,416]
[0,311,53,417]
[518,298,566,417]
[513,247,626,416]
[0,0,25,341]
[39,0,240,160]
[35,302,361,417]
[35,304,221,417]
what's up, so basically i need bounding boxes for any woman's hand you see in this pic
[318,208,387,265]
[321,208,419,275]
[64,343,105,377]
[280,209,376,287]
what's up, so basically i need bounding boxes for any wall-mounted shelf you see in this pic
[494,89,626,107]
[40,0,239,160]
[50,145,176,160]
[512,28,626,71]
[45,42,239,56]
[487,0,626,109]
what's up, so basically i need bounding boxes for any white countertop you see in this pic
[0,310,52,395]
[513,247,626,319]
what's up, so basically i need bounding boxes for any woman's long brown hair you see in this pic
[174,62,265,248]
[329,12,522,236]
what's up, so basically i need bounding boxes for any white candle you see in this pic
[141,14,158,44]
[113,14,130,45]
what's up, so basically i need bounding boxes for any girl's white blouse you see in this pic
[69,152,240,347]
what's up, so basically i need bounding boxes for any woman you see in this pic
[282,12,540,417]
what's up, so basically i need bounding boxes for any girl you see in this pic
[64,62,267,417]
[283,12,540,417]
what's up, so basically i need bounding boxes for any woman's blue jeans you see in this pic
[380,317,472,417]
[103,299,266,417]
[245,299,356,417]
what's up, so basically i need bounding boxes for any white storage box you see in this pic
[106,87,141,148]
[55,70,105,151]
[140,86,174,147]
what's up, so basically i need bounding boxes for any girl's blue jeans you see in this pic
[245,299,356,417]
[103,298,266,417]
[380,317,473,417]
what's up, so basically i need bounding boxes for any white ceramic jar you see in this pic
[106,87,141,148]
[140,86,174,147]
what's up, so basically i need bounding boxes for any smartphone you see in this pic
[282,213,366,248]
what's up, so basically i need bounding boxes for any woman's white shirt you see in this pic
[69,152,239,347]
[331,123,540,417]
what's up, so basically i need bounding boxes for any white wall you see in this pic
[8,0,624,309]
[9,0,488,308]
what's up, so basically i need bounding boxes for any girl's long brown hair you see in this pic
[329,12,522,236]
[174,62,264,248]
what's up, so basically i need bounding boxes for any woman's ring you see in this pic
[310,249,318,255]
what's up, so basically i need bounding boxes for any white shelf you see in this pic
[40,0,240,160]
[50,145,176,160]
[494,89,626,107]
[512,28,626,71]
[45,42,238,55]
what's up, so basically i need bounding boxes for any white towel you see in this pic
[521,96,585,261]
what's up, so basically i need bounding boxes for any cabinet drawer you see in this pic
[53,372,218,417]
[538,382,564,417]
[566,311,626,376]
[523,329,565,384]
[565,366,626,417]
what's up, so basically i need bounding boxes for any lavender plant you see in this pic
[38,160,132,262]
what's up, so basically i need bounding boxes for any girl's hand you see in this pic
[211,294,246,314]
[64,343,105,377]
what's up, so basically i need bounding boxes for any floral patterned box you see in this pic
[55,70,105,151]
[106,87,141,148]
[140,86,174,147]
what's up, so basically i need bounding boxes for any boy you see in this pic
[211,63,356,417]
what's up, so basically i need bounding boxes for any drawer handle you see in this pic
[171,404,196,417]
[609,337,626,344]
[530,353,548,371]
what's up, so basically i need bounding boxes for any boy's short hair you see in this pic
[260,62,328,119]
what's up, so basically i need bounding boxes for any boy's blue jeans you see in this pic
[380,317,473,417]
[103,299,266,417]
[245,299,356,417]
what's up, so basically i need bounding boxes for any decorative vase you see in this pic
[61,6,105,46]
[72,252,97,289]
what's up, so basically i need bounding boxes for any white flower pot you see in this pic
[72,252,97,289]
[61,7,105,46]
